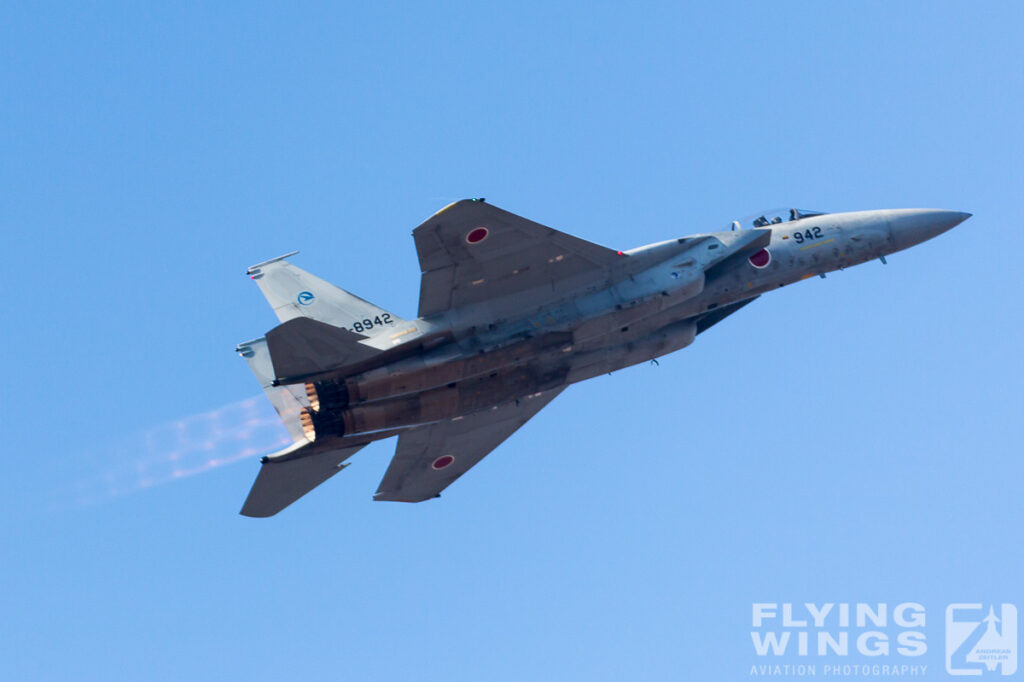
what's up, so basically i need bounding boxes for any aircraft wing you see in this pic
[374,387,565,502]
[414,200,621,317]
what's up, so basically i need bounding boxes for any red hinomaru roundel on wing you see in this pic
[431,455,455,470]
[465,227,489,244]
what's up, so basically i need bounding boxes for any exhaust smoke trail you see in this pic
[67,396,292,507]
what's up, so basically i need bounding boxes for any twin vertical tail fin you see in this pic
[246,252,409,338]
[237,253,420,516]
[238,252,411,441]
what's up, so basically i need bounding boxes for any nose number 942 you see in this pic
[792,227,823,244]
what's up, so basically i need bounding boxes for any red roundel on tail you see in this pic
[431,455,455,470]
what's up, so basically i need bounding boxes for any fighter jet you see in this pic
[236,200,970,516]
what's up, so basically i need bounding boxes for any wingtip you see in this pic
[431,201,460,217]
[239,506,276,518]
[432,198,487,218]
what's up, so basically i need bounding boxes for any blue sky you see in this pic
[2,2,1022,680]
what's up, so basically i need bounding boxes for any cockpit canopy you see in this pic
[727,208,829,231]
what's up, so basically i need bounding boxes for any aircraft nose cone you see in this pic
[889,209,971,251]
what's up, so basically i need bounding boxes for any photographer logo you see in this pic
[946,604,1017,676]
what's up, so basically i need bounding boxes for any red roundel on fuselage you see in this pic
[749,248,771,268]
[431,455,455,470]
[466,227,489,244]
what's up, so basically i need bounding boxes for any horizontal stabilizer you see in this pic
[266,317,381,383]
[240,440,365,517]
